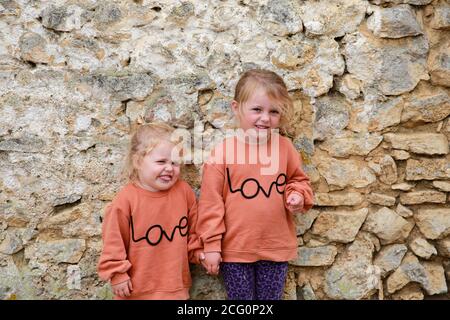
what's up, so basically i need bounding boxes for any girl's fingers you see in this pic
[128,280,133,291]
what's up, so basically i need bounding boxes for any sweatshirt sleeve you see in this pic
[185,185,203,264]
[284,139,314,212]
[197,162,226,253]
[97,199,132,285]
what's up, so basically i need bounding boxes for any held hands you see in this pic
[112,279,133,297]
[200,252,222,276]
[286,192,305,214]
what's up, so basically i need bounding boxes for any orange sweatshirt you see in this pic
[197,133,314,263]
[97,180,202,300]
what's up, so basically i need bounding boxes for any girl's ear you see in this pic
[231,100,240,117]
[132,154,141,171]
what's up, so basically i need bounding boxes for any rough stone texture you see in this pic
[367,4,423,39]
[41,4,88,32]
[0,229,24,255]
[405,158,450,181]
[313,93,350,141]
[1,0,448,300]
[401,81,450,124]
[294,209,320,236]
[399,190,447,205]
[410,237,437,259]
[432,180,450,192]
[317,158,377,190]
[422,261,448,295]
[436,238,450,258]
[427,1,450,30]
[299,0,368,38]
[273,35,345,97]
[391,183,415,191]
[386,253,427,294]
[348,97,404,132]
[371,1,432,4]
[19,32,53,64]
[428,41,450,87]
[301,283,317,300]
[257,0,303,36]
[367,193,397,206]
[324,234,377,300]
[368,155,398,185]
[314,192,364,207]
[343,28,429,96]
[396,203,414,218]
[291,246,338,267]
[391,150,410,160]
[415,208,450,240]
[391,283,424,300]
[384,133,449,155]
[336,74,363,100]
[373,244,408,277]
[362,207,414,244]
[310,208,369,243]
[318,132,383,157]
[24,239,86,264]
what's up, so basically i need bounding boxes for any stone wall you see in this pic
[0,0,449,300]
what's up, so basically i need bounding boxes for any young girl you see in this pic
[197,69,314,300]
[97,123,202,300]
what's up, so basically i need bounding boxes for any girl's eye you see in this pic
[156,160,166,164]
[252,108,261,112]
[270,110,280,114]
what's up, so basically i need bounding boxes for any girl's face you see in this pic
[135,141,181,192]
[232,87,281,135]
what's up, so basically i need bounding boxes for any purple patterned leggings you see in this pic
[220,260,288,300]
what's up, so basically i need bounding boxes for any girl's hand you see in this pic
[203,252,222,276]
[197,251,205,262]
[286,192,305,214]
[112,279,133,297]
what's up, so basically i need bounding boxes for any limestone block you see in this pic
[384,133,449,155]
[409,237,437,259]
[368,4,423,38]
[415,208,450,239]
[311,208,368,243]
[343,31,429,96]
[405,158,450,180]
[291,245,338,267]
[374,244,408,277]
[314,192,364,207]
[317,158,376,190]
[318,132,383,157]
[367,193,397,206]
[362,207,414,244]
[299,0,368,38]
[400,190,447,205]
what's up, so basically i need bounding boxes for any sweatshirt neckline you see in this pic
[234,132,279,147]
[129,182,172,198]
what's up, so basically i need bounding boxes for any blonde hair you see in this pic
[233,69,294,134]
[122,122,179,183]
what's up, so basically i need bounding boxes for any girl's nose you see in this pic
[260,112,270,122]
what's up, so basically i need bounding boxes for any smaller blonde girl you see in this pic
[98,122,202,300]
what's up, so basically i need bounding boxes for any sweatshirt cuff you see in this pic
[203,240,221,253]
[110,273,130,285]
